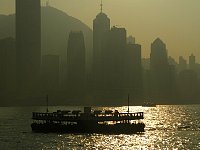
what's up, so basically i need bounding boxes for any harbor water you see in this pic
[0,105,200,149]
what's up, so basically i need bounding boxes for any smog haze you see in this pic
[1,0,200,61]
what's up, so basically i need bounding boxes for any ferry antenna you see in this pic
[46,95,49,113]
[128,94,130,114]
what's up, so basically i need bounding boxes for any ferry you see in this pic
[31,107,145,134]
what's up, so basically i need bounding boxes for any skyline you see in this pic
[1,1,200,148]
[0,0,200,62]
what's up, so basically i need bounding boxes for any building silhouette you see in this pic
[0,37,16,92]
[41,55,60,92]
[126,43,143,103]
[66,31,86,100]
[16,0,41,90]
[101,26,127,103]
[188,54,200,79]
[4,1,197,105]
[178,56,187,72]
[150,38,175,102]
[150,38,168,69]
[93,9,110,94]
[127,36,135,44]
[189,54,196,70]
[177,69,199,103]
[168,56,177,67]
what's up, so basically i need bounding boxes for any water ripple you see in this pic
[0,105,200,149]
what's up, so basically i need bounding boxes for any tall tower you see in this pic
[101,26,127,102]
[178,56,187,72]
[16,0,41,89]
[150,38,174,101]
[67,31,86,100]
[126,43,142,101]
[0,38,16,92]
[93,9,110,61]
[41,55,60,91]
[189,54,196,70]
[93,2,110,90]
[104,27,127,88]
[150,38,168,70]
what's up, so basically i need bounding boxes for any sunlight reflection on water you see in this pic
[0,105,200,149]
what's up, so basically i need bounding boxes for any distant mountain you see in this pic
[0,6,93,69]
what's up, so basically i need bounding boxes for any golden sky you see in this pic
[0,0,200,62]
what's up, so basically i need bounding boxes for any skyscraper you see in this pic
[178,56,187,72]
[41,55,60,91]
[150,38,175,102]
[66,31,86,100]
[101,26,127,103]
[178,70,198,103]
[127,36,135,44]
[0,37,16,92]
[126,43,142,102]
[106,27,127,89]
[189,54,196,70]
[93,6,110,91]
[150,38,168,70]
[16,0,41,90]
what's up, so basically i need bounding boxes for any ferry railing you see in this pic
[94,112,144,122]
[32,112,144,122]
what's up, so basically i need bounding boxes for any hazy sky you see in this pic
[0,0,200,62]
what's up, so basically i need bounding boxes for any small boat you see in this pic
[31,106,145,134]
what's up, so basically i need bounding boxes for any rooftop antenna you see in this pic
[100,0,103,13]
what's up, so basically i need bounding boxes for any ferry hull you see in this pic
[31,123,145,134]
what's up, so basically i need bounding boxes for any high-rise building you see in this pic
[0,37,16,92]
[150,38,175,102]
[93,7,110,91]
[178,56,187,72]
[127,36,135,44]
[189,54,196,70]
[41,55,60,91]
[126,43,142,102]
[16,0,41,90]
[101,26,127,103]
[66,31,86,100]
[178,70,198,103]
[150,38,168,70]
